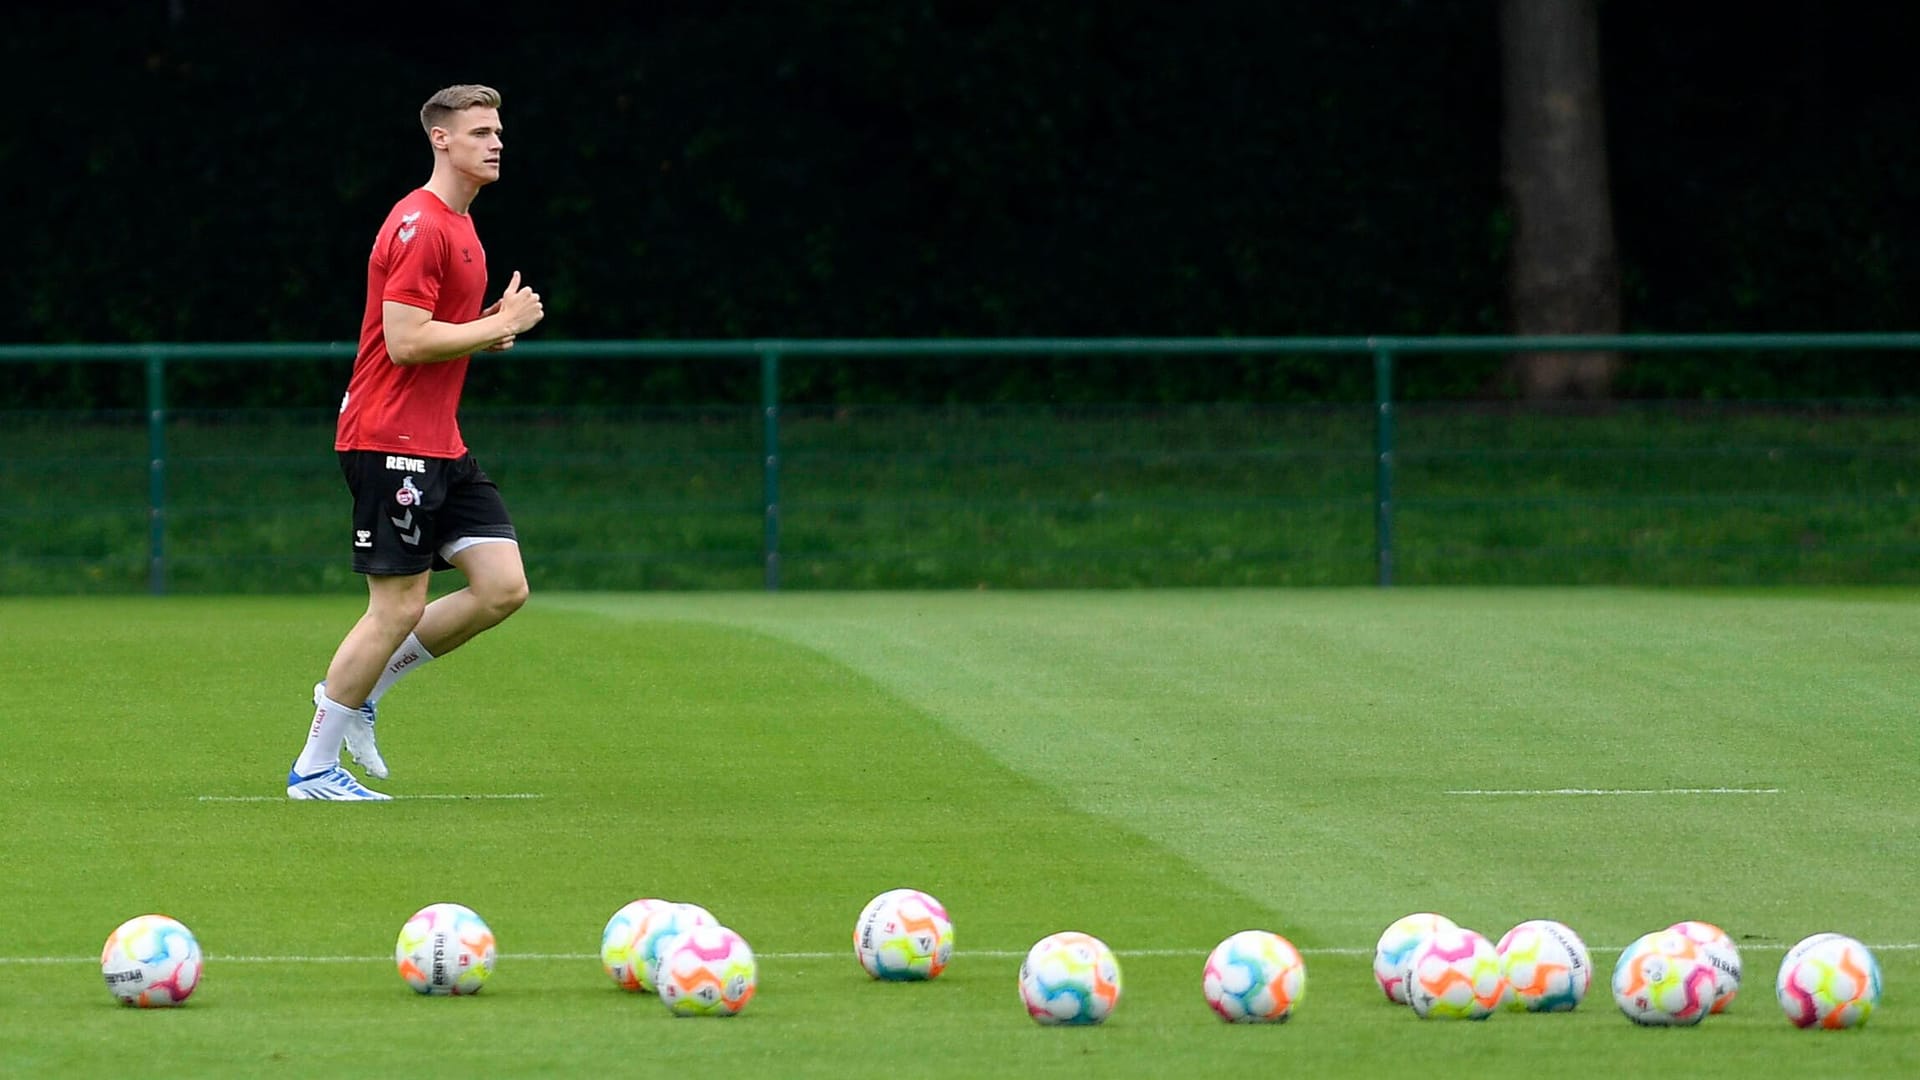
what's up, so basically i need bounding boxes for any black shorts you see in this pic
[340,450,518,576]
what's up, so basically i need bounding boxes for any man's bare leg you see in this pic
[289,570,429,795]
[412,541,529,657]
[334,543,528,779]
[325,571,433,707]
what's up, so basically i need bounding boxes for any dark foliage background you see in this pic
[4,0,1914,405]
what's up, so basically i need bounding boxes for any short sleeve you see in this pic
[381,216,448,311]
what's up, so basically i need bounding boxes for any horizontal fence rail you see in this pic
[3,334,1919,594]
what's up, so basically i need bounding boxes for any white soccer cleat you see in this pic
[286,764,392,801]
[317,682,389,780]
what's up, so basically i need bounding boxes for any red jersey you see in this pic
[335,188,489,457]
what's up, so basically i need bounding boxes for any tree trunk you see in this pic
[1500,0,1622,398]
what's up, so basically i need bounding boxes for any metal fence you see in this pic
[3,334,1919,594]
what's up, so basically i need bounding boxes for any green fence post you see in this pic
[1373,346,1395,587]
[145,350,168,595]
[761,349,782,591]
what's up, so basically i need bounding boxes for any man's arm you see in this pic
[384,271,544,366]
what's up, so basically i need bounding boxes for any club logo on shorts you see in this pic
[395,476,423,507]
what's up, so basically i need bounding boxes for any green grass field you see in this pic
[3,588,1917,1076]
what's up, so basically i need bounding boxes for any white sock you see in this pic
[370,633,435,705]
[293,693,359,776]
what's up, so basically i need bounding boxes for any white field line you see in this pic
[1444,788,1782,797]
[8,943,1917,966]
[195,793,546,803]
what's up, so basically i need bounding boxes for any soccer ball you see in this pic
[601,898,672,991]
[1776,933,1881,1030]
[1496,919,1592,1012]
[1407,927,1506,1020]
[395,902,496,996]
[1202,930,1306,1023]
[655,924,758,1017]
[1611,929,1716,1025]
[854,888,954,981]
[100,914,202,1007]
[1373,912,1457,1004]
[633,902,717,993]
[1667,920,1741,1014]
[1019,932,1123,1026]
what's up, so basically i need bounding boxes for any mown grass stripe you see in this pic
[1443,787,1783,796]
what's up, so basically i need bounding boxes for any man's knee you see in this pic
[493,574,530,619]
[367,575,430,629]
[450,543,527,624]
[478,570,529,621]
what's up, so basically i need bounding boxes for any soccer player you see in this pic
[288,84,545,800]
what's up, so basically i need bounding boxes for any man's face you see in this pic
[436,106,504,185]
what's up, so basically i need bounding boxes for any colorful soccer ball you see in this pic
[1407,926,1507,1020]
[100,914,202,1007]
[1611,930,1716,1025]
[601,897,672,991]
[1497,919,1592,1012]
[395,902,496,996]
[1019,931,1123,1026]
[854,888,954,981]
[633,902,718,993]
[1202,930,1306,1023]
[1667,920,1741,1014]
[1374,912,1458,1004]
[655,924,758,1017]
[1776,933,1881,1030]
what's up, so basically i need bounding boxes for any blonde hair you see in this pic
[420,85,502,134]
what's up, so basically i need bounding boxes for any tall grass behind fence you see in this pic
[1393,398,1920,584]
[0,399,1912,591]
[0,401,1380,592]
[5,387,1920,592]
